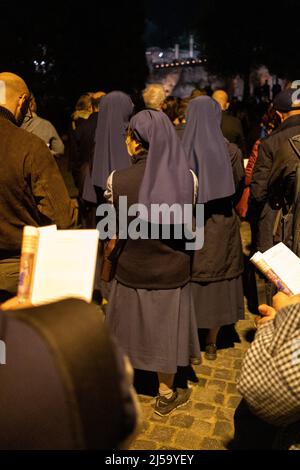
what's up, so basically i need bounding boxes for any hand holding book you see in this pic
[251,243,300,296]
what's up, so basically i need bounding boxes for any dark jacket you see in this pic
[269,136,300,204]
[0,299,138,449]
[71,112,98,194]
[221,112,246,154]
[112,155,192,290]
[192,143,244,282]
[250,114,300,252]
[0,107,77,258]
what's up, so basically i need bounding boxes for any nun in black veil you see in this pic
[104,109,201,416]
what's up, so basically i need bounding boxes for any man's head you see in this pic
[274,87,300,122]
[212,90,229,111]
[190,88,207,99]
[0,72,30,125]
[143,84,166,111]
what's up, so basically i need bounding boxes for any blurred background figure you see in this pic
[22,93,64,158]
[70,92,94,130]
[213,89,246,154]
[143,84,166,111]
[70,91,106,196]
[162,96,180,124]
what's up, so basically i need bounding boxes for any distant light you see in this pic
[159,52,163,58]
[33,60,38,65]
[41,61,45,66]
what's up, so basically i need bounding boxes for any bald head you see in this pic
[0,72,30,123]
[212,90,229,111]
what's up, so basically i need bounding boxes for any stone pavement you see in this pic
[129,223,259,451]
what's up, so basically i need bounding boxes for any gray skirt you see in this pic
[106,281,201,374]
[191,276,245,329]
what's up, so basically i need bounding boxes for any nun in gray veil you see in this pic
[82,91,134,300]
[104,109,201,416]
[82,91,134,204]
[183,96,245,361]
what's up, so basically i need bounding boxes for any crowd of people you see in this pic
[0,71,300,449]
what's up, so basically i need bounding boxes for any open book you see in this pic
[17,225,99,305]
[251,242,300,296]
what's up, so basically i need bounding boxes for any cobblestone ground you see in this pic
[129,222,258,451]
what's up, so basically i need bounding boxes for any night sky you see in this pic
[1,0,300,128]
[145,0,199,46]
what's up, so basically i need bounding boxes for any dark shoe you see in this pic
[190,356,201,366]
[154,388,192,416]
[205,343,217,361]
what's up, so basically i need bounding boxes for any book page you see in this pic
[31,229,99,305]
[262,243,300,295]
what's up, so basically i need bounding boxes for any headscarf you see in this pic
[182,96,235,203]
[82,91,133,203]
[129,109,194,222]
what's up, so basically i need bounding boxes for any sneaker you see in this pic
[154,388,192,416]
[190,356,201,366]
[205,343,217,361]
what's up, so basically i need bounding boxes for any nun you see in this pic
[183,96,245,360]
[81,91,134,300]
[82,91,134,204]
[104,109,201,416]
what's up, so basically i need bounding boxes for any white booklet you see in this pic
[17,225,99,305]
[251,242,300,296]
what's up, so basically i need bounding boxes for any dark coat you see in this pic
[250,115,300,252]
[269,135,300,205]
[191,143,244,282]
[0,107,77,258]
[221,112,246,154]
[112,155,192,290]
